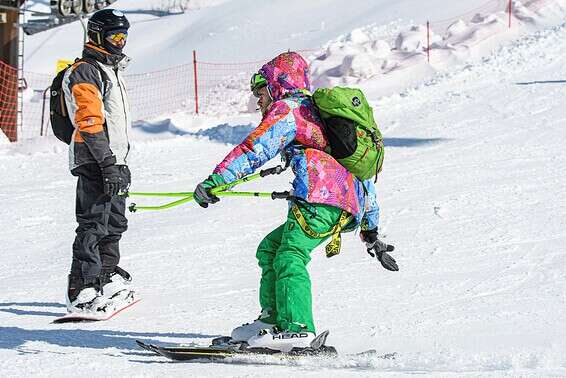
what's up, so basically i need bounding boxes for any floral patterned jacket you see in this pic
[213,52,379,230]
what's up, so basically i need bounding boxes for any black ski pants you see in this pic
[70,163,128,284]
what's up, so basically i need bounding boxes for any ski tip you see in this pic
[309,329,330,349]
[136,340,156,352]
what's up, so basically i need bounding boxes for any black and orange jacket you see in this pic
[63,43,131,170]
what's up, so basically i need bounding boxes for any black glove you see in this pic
[360,228,398,271]
[101,164,131,197]
[193,174,226,208]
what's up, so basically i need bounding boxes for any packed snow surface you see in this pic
[2,0,566,377]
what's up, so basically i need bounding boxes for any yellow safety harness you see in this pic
[291,204,352,258]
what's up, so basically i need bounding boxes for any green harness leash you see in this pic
[291,204,352,258]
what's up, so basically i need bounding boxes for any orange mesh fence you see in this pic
[197,60,264,115]
[127,63,195,121]
[0,61,18,142]
[17,49,318,140]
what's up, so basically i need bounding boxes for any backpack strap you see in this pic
[77,57,111,99]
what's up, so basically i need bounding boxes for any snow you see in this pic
[23,0,524,74]
[0,131,9,145]
[2,0,566,376]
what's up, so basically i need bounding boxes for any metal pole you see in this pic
[508,0,512,28]
[426,21,430,63]
[192,49,199,115]
[79,14,88,44]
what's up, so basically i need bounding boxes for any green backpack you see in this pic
[313,87,384,181]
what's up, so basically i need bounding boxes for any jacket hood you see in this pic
[259,52,310,101]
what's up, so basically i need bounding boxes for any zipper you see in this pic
[114,67,130,162]
[353,146,370,168]
[60,92,67,117]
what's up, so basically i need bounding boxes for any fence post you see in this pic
[192,50,199,115]
[427,21,431,63]
[508,0,512,28]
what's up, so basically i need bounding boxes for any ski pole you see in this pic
[128,165,287,199]
[211,164,287,193]
[128,191,290,212]
[129,194,194,212]
[128,191,193,198]
[128,190,287,199]
[128,164,288,212]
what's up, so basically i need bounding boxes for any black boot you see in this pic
[98,266,133,299]
[66,275,103,312]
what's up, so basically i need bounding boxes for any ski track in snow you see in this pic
[2,12,566,378]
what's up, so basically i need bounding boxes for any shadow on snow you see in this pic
[133,120,447,147]
[133,120,254,145]
[0,302,220,352]
[0,327,221,351]
[516,80,566,85]
[383,137,446,147]
[0,302,67,318]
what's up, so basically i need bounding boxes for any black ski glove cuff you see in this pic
[361,228,398,271]
[360,228,379,245]
[99,155,117,169]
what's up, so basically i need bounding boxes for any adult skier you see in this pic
[63,9,134,314]
[193,52,395,352]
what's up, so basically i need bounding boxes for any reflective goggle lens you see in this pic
[108,32,128,43]
[106,31,128,46]
[250,72,267,96]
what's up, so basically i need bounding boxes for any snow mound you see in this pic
[309,1,547,95]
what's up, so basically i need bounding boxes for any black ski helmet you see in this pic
[87,9,130,55]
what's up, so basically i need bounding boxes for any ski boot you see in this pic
[247,327,316,353]
[229,309,276,342]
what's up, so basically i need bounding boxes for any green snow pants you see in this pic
[256,203,343,333]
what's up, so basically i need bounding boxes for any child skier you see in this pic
[193,52,396,352]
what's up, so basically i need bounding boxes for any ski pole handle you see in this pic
[271,191,290,200]
[260,165,285,177]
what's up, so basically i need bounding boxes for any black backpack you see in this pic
[49,57,110,144]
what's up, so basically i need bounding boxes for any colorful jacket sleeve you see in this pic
[360,179,380,231]
[213,100,296,182]
[66,61,114,166]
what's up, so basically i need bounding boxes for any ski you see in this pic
[52,291,140,324]
[136,330,397,362]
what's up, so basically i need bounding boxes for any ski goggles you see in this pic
[250,72,267,97]
[105,30,128,47]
